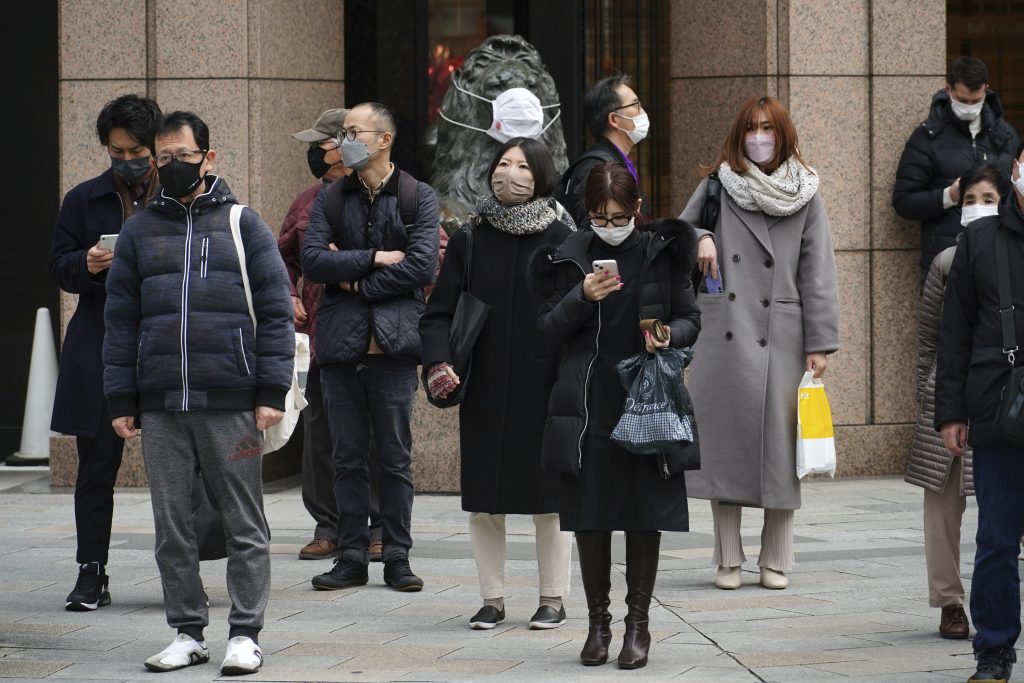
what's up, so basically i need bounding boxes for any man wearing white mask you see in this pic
[892,56,1019,285]
[556,74,653,231]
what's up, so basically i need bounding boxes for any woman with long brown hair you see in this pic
[679,95,840,591]
[530,162,700,669]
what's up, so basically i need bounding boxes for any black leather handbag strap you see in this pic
[461,224,475,294]
[995,228,1018,363]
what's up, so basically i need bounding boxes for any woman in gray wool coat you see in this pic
[679,96,840,591]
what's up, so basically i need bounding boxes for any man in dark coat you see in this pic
[555,74,652,230]
[48,93,161,611]
[892,56,1019,283]
[302,102,439,594]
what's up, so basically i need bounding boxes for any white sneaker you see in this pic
[144,634,209,672]
[221,636,263,675]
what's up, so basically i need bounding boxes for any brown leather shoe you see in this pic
[369,539,383,563]
[939,605,970,639]
[299,538,339,560]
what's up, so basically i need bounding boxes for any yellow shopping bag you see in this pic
[796,372,836,478]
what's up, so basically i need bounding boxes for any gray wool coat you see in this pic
[680,177,841,510]
[905,246,974,496]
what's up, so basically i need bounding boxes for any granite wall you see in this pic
[669,0,946,475]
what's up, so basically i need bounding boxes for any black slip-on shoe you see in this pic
[529,604,567,629]
[469,605,505,630]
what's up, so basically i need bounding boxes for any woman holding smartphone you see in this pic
[419,137,575,631]
[531,161,700,669]
[678,95,840,591]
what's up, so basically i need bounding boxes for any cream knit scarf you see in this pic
[718,157,819,217]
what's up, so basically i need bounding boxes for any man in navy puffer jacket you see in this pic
[103,111,293,675]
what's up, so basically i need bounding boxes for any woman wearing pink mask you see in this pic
[679,96,840,591]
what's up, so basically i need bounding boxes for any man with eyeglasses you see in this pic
[302,102,439,594]
[49,93,161,613]
[556,74,652,230]
[103,110,293,674]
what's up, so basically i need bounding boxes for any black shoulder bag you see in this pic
[691,173,722,293]
[425,224,491,408]
[992,227,1024,444]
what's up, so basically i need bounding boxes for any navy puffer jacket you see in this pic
[103,175,294,418]
[301,166,439,365]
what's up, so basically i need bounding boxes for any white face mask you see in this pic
[591,217,636,246]
[745,133,776,164]
[440,77,561,143]
[1014,172,1024,200]
[960,203,999,227]
[950,97,984,122]
[613,111,650,145]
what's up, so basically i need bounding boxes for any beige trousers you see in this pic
[469,512,573,600]
[923,457,966,608]
[711,501,795,571]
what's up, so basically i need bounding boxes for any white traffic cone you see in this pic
[8,308,58,465]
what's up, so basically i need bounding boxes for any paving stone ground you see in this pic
[0,466,1015,682]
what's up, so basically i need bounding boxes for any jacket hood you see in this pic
[925,89,1008,136]
[528,217,697,298]
[148,174,237,216]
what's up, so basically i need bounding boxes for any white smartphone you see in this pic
[592,259,619,279]
[97,234,118,251]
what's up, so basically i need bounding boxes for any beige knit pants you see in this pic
[923,457,966,608]
[469,512,573,600]
[711,501,795,571]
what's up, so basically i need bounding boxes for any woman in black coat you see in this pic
[529,162,700,669]
[419,137,576,631]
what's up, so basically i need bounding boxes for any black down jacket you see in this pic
[103,176,294,418]
[528,218,701,477]
[892,90,1019,270]
[935,201,1024,446]
[301,167,439,365]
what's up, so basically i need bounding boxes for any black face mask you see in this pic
[158,157,205,199]
[111,156,152,185]
[307,145,335,179]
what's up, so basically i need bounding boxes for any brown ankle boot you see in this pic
[617,531,660,669]
[575,531,612,665]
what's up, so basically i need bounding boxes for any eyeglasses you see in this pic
[155,149,206,167]
[590,213,633,227]
[611,100,642,115]
[340,128,384,141]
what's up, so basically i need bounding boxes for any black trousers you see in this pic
[74,405,125,565]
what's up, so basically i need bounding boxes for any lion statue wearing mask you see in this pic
[430,34,569,232]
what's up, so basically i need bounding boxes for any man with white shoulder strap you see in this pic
[102,111,293,675]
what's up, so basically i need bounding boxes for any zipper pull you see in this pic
[661,456,670,479]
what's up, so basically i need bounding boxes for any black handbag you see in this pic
[992,227,1024,444]
[425,224,491,408]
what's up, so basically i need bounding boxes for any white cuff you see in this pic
[942,186,956,210]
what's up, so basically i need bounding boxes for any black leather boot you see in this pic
[574,531,612,666]
[618,531,660,669]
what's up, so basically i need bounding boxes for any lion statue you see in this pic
[429,34,569,232]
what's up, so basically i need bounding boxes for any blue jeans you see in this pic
[971,441,1024,653]
[320,358,418,563]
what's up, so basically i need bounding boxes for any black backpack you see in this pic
[552,150,618,213]
[325,169,419,232]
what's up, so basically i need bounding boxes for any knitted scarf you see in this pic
[474,195,577,235]
[718,157,819,217]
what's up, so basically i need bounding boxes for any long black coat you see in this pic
[892,90,1019,270]
[935,202,1024,446]
[420,217,574,513]
[529,219,701,530]
[48,169,125,437]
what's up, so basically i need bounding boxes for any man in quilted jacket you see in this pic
[103,111,293,675]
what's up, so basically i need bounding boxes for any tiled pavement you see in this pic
[0,467,1007,682]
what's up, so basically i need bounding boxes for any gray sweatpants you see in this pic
[141,410,270,640]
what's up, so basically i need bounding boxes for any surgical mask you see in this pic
[591,217,635,246]
[111,156,151,185]
[950,97,984,122]
[440,76,561,143]
[745,133,776,164]
[1014,172,1024,200]
[307,144,338,179]
[340,135,379,171]
[157,156,205,199]
[960,203,999,226]
[614,111,650,145]
[491,166,535,206]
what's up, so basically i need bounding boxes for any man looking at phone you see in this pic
[49,93,161,611]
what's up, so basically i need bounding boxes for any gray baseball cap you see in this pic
[292,108,349,142]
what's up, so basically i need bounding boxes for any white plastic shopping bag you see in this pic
[796,371,836,478]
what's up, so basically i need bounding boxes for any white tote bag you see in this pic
[229,204,309,454]
[796,371,837,479]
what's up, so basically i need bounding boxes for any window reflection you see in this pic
[427,0,487,124]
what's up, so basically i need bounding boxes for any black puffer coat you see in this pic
[892,90,1019,270]
[935,202,1024,446]
[301,167,439,365]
